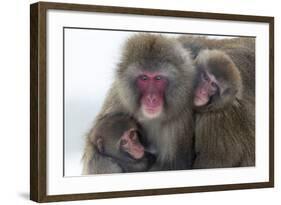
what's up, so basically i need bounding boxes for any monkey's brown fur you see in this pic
[193,49,255,168]
[178,36,255,97]
[83,34,196,174]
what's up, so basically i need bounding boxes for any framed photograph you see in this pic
[30,1,274,202]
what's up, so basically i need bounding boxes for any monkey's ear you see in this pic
[95,136,104,153]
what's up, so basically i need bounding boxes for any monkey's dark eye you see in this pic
[155,76,162,80]
[211,81,217,88]
[202,72,208,81]
[140,75,148,81]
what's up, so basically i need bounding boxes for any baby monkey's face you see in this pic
[94,114,156,172]
[94,115,146,162]
[119,128,145,160]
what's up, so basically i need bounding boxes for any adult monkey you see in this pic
[192,49,255,168]
[83,34,196,174]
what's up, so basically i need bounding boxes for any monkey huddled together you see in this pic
[82,34,255,174]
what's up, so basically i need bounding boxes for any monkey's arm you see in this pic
[192,129,244,169]
[192,152,236,169]
[192,123,251,169]
[149,157,191,171]
[82,91,127,175]
[82,138,123,174]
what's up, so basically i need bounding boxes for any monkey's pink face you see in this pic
[194,71,219,107]
[120,129,144,159]
[137,71,168,119]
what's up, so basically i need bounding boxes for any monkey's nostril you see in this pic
[200,89,207,95]
[147,96,154,103]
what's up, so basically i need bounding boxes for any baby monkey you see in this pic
[92,113,155,173]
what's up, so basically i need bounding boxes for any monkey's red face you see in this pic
[120,129,145,159]
[194,71,219,107]
[137,71,168,119]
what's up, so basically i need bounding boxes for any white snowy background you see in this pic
[64,29,129,176]
[64,29,234,176]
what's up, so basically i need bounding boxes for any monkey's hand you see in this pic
[91,154,123,174]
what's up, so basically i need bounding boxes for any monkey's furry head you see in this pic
[115,33,195,121]
[195,49,243,112]
[119,34,188,70]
